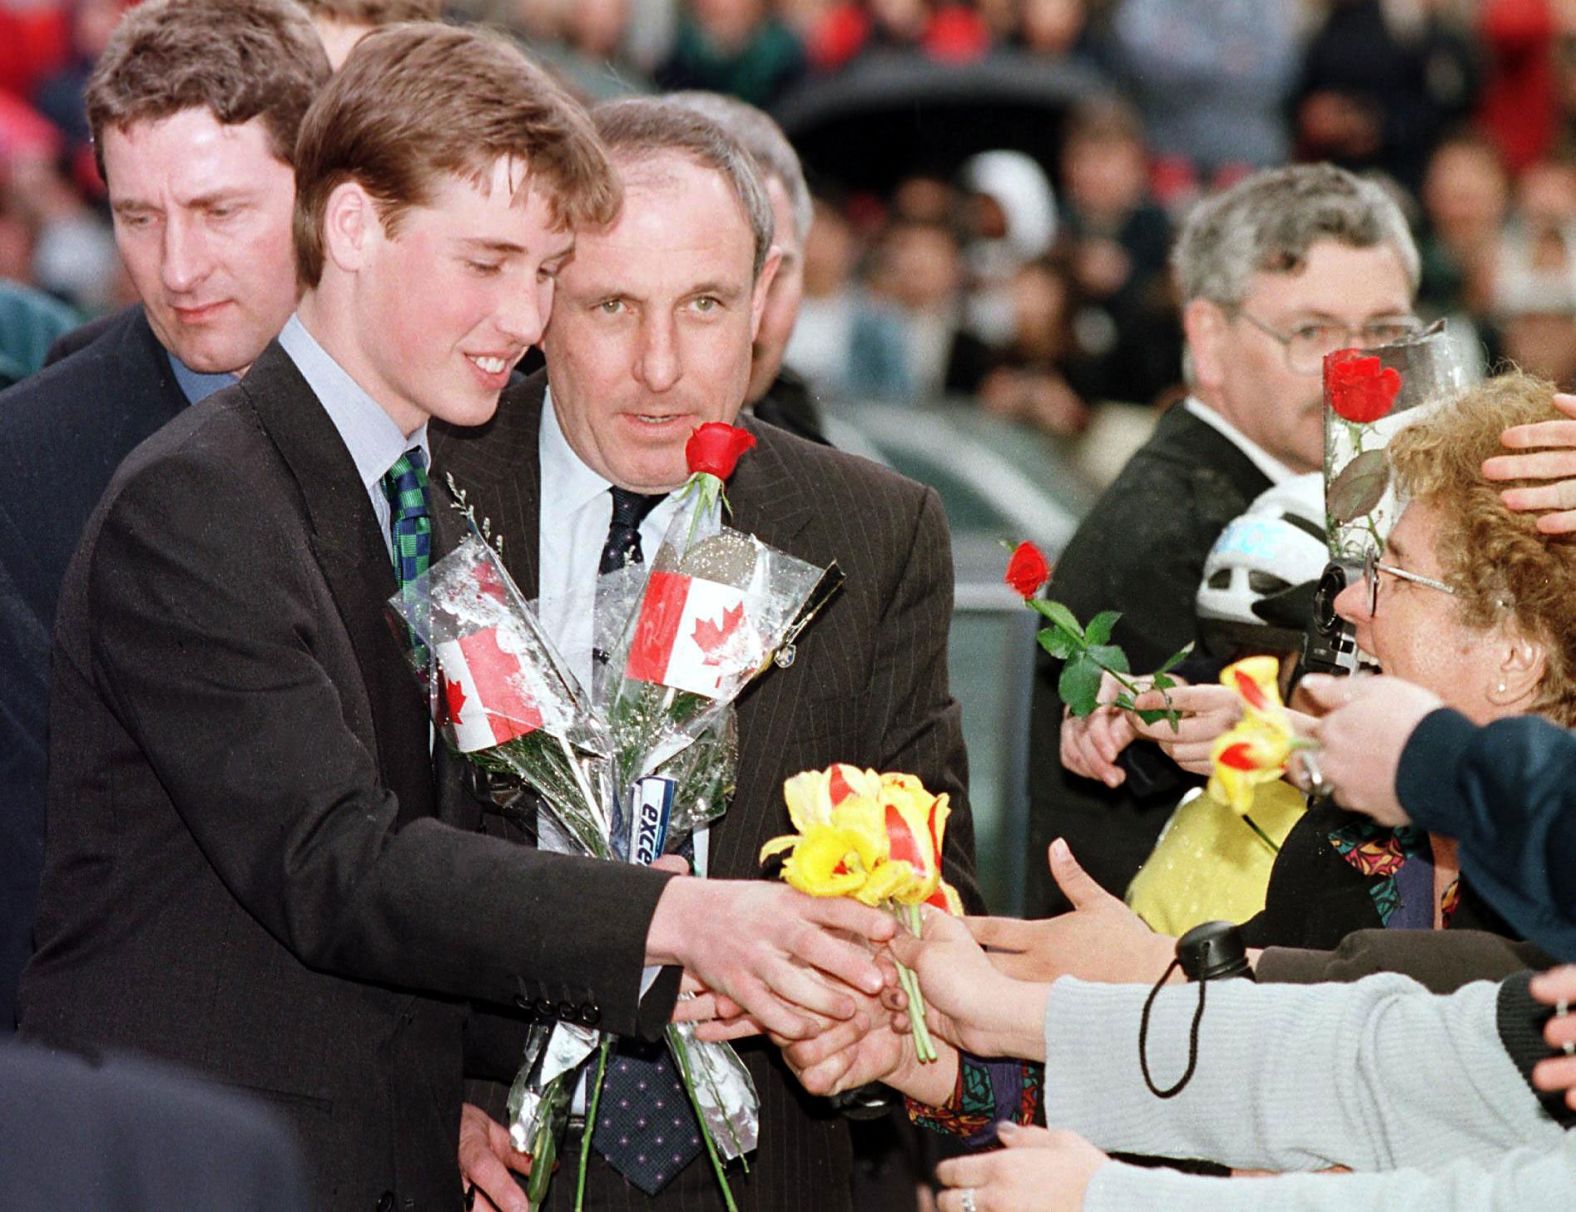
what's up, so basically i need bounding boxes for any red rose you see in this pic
[1004,540,1051,599]
[1325,349,1402,423]
[686,422,756,480]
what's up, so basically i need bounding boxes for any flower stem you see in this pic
[894,903,936,1062]
[1240,813,1280,854]
[574,1038,612,1212]
[669,1025,738,1212]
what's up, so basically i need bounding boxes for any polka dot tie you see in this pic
[591,1040,704,1194]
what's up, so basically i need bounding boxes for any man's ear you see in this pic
[749,248,783,341]
[1182,298,1230,393]
[321,180,377,274]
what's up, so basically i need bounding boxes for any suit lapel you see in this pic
[240,342,435,825]
[431,374,544,599]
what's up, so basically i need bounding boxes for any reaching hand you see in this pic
[1484,392,1576,534]
[458,1103,531,1212]
[646,878,896,1041]
[936,1123,1108,1212]
[1531,965,1576,1111]
[1060,672,1143,785]
[1303,674,1442,826]
[887,905,1048,1061]
[1128,682,1246,776]
[778,961,959,1106]
[965,840,1174,986]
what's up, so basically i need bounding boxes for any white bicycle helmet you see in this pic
[1196,472,1328,657]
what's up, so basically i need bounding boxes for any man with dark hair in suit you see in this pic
[0,0,330,1036]
[437,95,977,1211]
[1027,164,1424,915]
[21,26,901,1209]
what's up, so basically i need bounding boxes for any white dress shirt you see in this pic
[1183,396,1298,487]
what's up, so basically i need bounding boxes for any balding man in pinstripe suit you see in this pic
[436,97,979,1212]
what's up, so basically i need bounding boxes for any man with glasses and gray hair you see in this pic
[1027,164,1422,916]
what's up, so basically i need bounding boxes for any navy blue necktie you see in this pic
[599,487,666,574]
[592,1036,704,1194]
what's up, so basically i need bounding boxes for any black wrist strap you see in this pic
[1138,958,1207,1099]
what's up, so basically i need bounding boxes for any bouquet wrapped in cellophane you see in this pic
[388,424,839,1211]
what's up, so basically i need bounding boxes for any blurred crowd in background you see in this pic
[7,0,1576,475]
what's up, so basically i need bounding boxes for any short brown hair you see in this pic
[85,0,330,178]
[1387,372,1576,724]
[292,24,620,287]
[592,97,774,278]
[296,0,444,21]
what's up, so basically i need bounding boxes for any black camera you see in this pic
[1300,558,1365,677]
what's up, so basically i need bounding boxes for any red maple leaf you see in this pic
[443,675,468,727]
[691,602,745,661]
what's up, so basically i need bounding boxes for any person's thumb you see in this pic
[1297,672,1350,713]
[650,853,690,875]
[1047,838,1108,910]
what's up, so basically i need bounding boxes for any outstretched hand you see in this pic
[646,878,897,1041]
[935,1123,1108,1212]
[965,840,1174,986]
[1302,673,1442,825]
[1484,391,1576,534]
[778,954,959,1106]
[1530,965,1576,1111]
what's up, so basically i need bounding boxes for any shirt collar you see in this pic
[539,385,621,517]
[166,350,238,404]
[277,313,428,490]
[1183,396,1298,486]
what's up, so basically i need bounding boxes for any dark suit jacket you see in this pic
[41,304,124,368]
[20,342,679,1210]
[432,373,980,1212]
[0,305,189,1033]
[0,1041,313,1211]
[1025,403,1272,915]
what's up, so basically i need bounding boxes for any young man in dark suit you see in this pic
[1027,165,1424,915]
[437,98,979,1211]
[0,0,330,1036]
[21,28,897,1209]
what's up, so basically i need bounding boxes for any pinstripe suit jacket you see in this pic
[433,371,980,1212]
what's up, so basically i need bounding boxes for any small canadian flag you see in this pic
[626,570,753,698]
[435,628,543,752]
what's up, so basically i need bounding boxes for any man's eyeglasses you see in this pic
[1237,312,1423,375]
[1361,550,1456,618]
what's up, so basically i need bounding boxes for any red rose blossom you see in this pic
[1325,349,1402,423]
[686,422,756,480]
[1004,541,1051,600]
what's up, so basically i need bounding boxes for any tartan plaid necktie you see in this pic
[382,448,432,589]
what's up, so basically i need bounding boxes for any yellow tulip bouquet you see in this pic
[760,764,962,1062]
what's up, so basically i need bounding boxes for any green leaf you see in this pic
[1328,448,1390,524]
[1037,627,1078,660]
[1134,707,1173,726]
[1084,644,1130,675]
[1037,599,1085,640]
[1155,641,1194,675]
[1150,672,1175,692]
[1082,610,1121,648]
[1059,654,1105,716]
